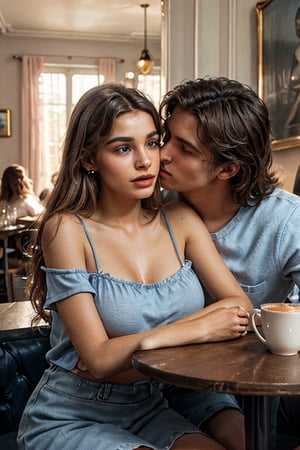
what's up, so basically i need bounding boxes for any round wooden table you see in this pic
[132,332,300,450]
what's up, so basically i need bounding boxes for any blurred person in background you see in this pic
[39,171,59,206]
[0,164,44,219]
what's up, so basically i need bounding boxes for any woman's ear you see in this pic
[217,162,240,181]
[81,160,96,172]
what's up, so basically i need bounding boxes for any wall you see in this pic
[0,35,160,174]
[163,0,300,192]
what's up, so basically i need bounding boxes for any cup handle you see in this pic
[250,309,267,345]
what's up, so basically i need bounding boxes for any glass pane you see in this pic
[72,74,99,106]
[41,73,67,181]
[137,73,161,110]
[42,73,66,104]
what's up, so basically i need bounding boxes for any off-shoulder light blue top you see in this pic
[42,208,205,370]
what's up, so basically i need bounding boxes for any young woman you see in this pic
[0,164,44,218]
[17,84,251,450]
[0,164,44,265]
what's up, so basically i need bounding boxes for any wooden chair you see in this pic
[0,248,23,301]
[0,228,37,302]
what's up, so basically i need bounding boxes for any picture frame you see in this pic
[0,109,11,138]
[256,0,300,151]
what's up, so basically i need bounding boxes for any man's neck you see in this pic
[182,185,241,233]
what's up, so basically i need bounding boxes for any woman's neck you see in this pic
[90,199,156,232]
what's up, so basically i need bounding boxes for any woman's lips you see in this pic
[132,175,155,188]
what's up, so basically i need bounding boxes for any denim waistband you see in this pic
[48,365,158,401]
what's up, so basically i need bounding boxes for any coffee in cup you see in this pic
[251,303,300,356]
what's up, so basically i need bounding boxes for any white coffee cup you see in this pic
[251,303,300,356]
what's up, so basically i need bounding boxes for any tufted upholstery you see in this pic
[0,330,50,448]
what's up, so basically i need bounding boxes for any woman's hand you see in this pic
[196,305,249,342]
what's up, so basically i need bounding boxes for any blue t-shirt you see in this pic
[163,188,300,307]
[210,188,300,307]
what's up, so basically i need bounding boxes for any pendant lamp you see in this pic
[136,4,154,75]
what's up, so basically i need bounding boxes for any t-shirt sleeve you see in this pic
[278,203,300,285]
[42,266,97,310]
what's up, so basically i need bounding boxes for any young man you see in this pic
[159,77,300,450]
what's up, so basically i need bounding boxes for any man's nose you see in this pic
[160,142,172,162]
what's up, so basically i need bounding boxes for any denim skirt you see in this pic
[17,365,202,450]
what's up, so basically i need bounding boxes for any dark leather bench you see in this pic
[0,302,50,449]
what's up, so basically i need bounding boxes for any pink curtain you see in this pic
[21,56,44,194]
[98,58,116,83]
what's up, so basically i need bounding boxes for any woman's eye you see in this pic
[116,145,130,154]
[148,139,160,149]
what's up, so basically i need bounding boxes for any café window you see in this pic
[41,67,161,184]
[41,68,99,181]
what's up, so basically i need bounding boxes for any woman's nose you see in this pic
[135,151,151,169]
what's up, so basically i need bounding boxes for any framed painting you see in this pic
[257,0,300,151]
[0,109,11,137]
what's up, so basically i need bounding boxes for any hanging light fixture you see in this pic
[136,4,154,75]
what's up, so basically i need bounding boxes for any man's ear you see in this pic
[217,162,240,180]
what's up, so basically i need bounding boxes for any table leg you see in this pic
[244,396,273,450]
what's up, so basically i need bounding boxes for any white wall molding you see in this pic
[228,0,237,79]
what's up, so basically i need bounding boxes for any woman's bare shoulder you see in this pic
[163,201,208,236]
[42,214,82,245]
[42,214,87,268]
[163,201,202,221]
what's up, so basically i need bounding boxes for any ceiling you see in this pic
[0,0,161,42]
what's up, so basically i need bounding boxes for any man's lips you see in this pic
[160,167,171,178]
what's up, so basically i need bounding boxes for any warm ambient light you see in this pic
[136,4,154,75]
